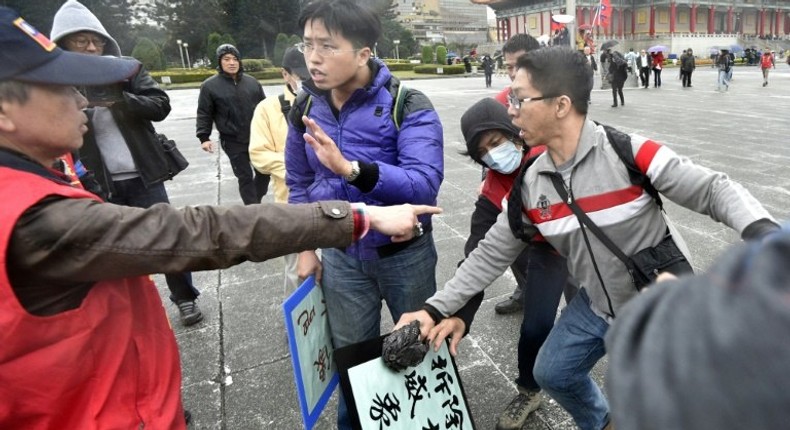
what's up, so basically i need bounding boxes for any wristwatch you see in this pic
[345,160,361,181]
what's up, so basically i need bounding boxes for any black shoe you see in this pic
[611,104,618,107]
[621,100,625,106]
[177,300,204,326]
[494,298,522,314]
[184,410,192,425]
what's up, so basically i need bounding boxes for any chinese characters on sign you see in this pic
[347,341,473,429]
[283,276,338,430]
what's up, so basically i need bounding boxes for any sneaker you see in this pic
[494,298,522,315]
[496,389,542,430]
[177,300,204,326]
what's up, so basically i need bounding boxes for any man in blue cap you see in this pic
[0,7,438,427]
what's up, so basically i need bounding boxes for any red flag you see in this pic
[598,0,611,28]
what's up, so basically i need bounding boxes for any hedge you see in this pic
[413,64,466,75]
[151,67,282,84]
[385,62,417,72]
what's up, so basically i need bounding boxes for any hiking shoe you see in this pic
[494,298,522,315]
[177,300,204,326]
[496,389,542,430]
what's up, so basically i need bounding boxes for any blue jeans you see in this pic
[321,234,437,430]
[109,177,199,302]
[534,288,609,430]
[718,70,730,89]
[515,244,572,391]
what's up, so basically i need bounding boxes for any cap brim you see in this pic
[15,50,140,86]
[291,66,310,81]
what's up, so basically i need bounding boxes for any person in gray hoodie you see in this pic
[50,0,203,326]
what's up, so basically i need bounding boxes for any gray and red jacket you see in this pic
[427,120,776,319]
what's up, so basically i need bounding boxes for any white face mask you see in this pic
[481,141,522,174]
[291,80,302,94]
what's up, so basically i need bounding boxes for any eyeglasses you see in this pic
[507,91,561,110]
[67,36,106,49]
[296,42,358,57]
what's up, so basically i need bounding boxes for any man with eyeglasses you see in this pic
[50,0,204,326]
[197,43,269,205]
[284,1,443,428]
[397,47,778,430]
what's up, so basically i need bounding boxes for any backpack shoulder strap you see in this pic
[387,76,408,131]
[287,91,312,132]
[507,155,541,241]
[596,122,663,210]
[278,93,291,115]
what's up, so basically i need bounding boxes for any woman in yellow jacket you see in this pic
[249,47,309,292]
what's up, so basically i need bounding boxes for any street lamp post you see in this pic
[183,42,191,69]
[393,39,400,60]
[176,39,185,69]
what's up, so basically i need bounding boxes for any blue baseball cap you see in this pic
[0,7,139,85]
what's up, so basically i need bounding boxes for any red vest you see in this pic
[0,167,184,429]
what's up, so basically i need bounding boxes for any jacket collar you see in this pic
[533,119,599,173]
[302,58,391,104]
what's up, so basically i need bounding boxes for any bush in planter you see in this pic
[385,62,416,72]
[436,45,447,66]
[243,58,273,72]
[421,45,433,64]
[413,64,465,75]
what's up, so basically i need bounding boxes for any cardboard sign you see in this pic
[283,276,337,429]
[336,336,474,430]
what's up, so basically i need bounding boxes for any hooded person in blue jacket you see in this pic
[284,1,444,428]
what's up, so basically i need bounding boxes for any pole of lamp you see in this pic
[183,43,191,69]
[176,39,185,68]
[393,39,400,60]
[567,0,576,48]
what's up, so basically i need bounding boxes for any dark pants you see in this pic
[611,81,624,106]
[108,177,200,302]
[653,68,662,87]
[639,67,650,87]
[485,72,493,87]
[222,141,269,205]
[682,70,693,87]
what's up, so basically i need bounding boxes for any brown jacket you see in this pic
[9,197,354,315]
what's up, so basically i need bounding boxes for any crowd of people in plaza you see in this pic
[1,0,789,429]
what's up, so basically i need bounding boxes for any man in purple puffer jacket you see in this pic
[285,1,443,428]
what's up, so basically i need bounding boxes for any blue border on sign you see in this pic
[282,275,339,430]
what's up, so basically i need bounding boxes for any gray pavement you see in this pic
[153,64,790,429]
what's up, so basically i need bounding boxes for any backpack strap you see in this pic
[389,77,407,130]
[278,93,291,115]
[287,91,312,132]
[595,122,663,210]
[506,155,541,241]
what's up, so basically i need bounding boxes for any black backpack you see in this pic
[507,123,662,241]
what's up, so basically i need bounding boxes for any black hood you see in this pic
[461,97,522,165]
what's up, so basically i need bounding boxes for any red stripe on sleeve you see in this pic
[525,185,644,224]
[634,140,662,175]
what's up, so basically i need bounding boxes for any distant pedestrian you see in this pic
[637,49,651,88]
[761,50,775,86]
[197,44,269,205]
[651,51,664,87]
[717,48,732,91]
[680,48,696,87]
[609,51,628,107]
[679,49,687,80]
[600,48,611,89]
[482,54,494,88]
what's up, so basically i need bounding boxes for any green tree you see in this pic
[206,33,222,68]
[436,45,447,65]
[421,45,433,64]
[288,34,301,49]
[273,33,290,67]
[131,37,165,71]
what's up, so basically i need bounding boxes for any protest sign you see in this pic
[283,276,337,429]
[336,336,474,429]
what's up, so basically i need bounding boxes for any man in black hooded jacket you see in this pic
[197,44,268,205]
